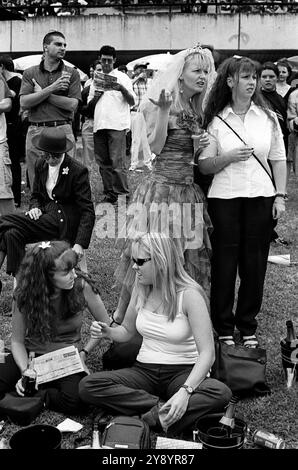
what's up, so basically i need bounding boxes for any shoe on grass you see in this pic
[272,237,290,246]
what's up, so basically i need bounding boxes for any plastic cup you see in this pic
[61,71,71,86]
[191,129,205,154]
[158,403,169,433]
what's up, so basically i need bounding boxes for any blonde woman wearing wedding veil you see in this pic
[108,47,217,335]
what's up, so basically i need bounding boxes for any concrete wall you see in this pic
[1,12,297,53]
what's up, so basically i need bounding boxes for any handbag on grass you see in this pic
[211,339,271,398]
[101,416,151,449]
[0,391,45,426]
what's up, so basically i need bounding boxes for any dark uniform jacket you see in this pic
[29,153,95,248]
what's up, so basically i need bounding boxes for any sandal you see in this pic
[242,335,259,348]
[218,335,235,346]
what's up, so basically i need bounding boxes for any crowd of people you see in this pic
[2,0,298,18]
[0,29,295,434]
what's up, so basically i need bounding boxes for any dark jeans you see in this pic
[94,129,129,200]
[79,361,231,436]
[208,197,274,337]
[0,352,86,414]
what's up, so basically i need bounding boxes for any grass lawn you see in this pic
[0,148,297,450]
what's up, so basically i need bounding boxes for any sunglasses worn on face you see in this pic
[132,257,151,266]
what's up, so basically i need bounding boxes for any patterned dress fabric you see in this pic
[115,114,213,300]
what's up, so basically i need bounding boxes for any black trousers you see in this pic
[7,122,25,207]
[79,361,231,436]
[0,352,86,414]
[0,209,59,276]
[208,197,274,337]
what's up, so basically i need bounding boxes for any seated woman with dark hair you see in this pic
[0,240,111,414]
[79,232,231,436]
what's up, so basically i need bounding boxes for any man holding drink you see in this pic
[20,31,81,190]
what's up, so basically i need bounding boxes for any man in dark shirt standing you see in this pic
[20,31,81,190]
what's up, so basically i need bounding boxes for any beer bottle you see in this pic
[281,320,298,388]
[219,395,238,437]
[284,320,296,345]
[22,352,37,397]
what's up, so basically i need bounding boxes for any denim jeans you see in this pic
[94,129,129,200]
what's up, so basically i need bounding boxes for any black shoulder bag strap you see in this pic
[216,114,276,190]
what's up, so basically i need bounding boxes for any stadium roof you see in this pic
[0,6,25,21]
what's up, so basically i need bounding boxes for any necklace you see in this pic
[146,292,163,313]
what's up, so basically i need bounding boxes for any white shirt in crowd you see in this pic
[199,102,286,199]
[276,82,291,98]
[0,80,9,144]
[0,113,7,144]
[88,69,135,132]
[46,155,65,199]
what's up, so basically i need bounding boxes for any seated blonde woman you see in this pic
[79,232,231,436]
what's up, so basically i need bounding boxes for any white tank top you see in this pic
[135,290,199,364]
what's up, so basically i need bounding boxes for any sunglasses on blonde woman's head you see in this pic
[132,257,151,266]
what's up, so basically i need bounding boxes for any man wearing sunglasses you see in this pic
[20,30,81,190]
[0,127,95,293]
[88,45,135,204]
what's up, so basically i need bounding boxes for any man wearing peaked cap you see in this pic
[0,127,95,293]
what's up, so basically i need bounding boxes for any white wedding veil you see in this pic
[139,45,217,138]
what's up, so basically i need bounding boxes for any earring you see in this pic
[179,79,184,94]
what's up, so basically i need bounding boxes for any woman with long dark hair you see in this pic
[0,240,110,414]
[198,57,287,347]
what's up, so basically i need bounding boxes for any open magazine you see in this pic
[34,345,84,385]
[93,71,117,91]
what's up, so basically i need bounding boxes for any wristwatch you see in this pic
[180,384,194,395]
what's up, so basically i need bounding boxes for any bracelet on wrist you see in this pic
[274,193,287,200]
[81,348,89,356]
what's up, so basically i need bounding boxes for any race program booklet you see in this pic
[93,71,117,91]
[34,345,84,384]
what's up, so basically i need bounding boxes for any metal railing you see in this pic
[1,1,297,18]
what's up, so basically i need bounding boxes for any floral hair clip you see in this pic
[38,241,51,250]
